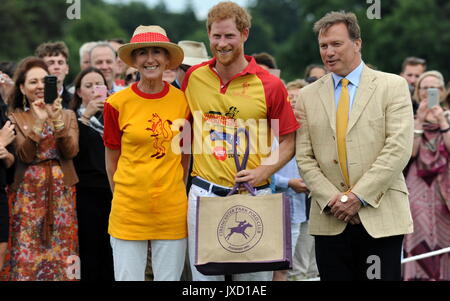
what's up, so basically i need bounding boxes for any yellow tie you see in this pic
[336,78,350,185]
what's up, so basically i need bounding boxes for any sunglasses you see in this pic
[125,71,140,83]
[179,64,191,73]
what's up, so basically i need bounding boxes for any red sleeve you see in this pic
[103,102,121,149]
[181,61,211,92]
[259,73,300,136]
[180,96,192,149]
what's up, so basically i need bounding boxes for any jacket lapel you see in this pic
[318,74,337,133]
[347,66,377,134]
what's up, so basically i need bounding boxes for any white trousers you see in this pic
[187,178,273,281]
[110,236,186,281]
[289,221,319,279]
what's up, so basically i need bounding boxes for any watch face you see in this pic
[340,195,348,203]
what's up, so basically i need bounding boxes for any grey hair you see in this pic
[89,41,118,61]
[79,41,98,60]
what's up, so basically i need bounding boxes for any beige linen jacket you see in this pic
[295,66,414,238]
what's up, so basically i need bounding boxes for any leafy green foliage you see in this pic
[0,0,448,84]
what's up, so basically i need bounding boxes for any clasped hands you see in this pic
[325,192,362,225]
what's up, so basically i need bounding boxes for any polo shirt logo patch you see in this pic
[210,130,240,146]
[242,81,250,95]
[145,113,173,159]
[231,81,252,99]
[224,106,239,119]
[213,146,227,161]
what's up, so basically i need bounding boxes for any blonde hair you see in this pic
[207,1,251,33]
[414,70,446,103]
[286,79,307,90]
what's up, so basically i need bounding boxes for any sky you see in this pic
[106,0,253,19]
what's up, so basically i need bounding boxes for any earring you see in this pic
[23,95,27,111]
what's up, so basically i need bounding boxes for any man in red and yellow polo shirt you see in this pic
[182,1,299,281]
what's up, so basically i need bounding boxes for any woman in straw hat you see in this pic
[103,25,190,281]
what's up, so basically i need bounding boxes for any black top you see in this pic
[61,86,73,109]
[72,118,110,189]
[0,102,12,242]
[0,102,13,188]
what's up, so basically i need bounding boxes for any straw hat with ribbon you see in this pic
[177,40,210,67]
[118,25,184,70]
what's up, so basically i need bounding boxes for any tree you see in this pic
[367,0,449,79]
[0,0,68,62]
[64,0,126,79]
[246,0,449,82]
[1,0,448,85]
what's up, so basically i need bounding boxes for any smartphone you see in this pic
[94,85,108,101]
[427,88,439,108]
[44,75,58,104]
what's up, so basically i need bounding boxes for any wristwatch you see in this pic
[340,194,348,203]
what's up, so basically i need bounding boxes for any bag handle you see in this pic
[227,128,257,196]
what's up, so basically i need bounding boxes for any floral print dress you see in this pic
[2,123,78,281]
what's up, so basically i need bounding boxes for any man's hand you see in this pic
[349,214,361,225]
[328,192,362,223]
[235,166,269,187]
[288,178,309,193]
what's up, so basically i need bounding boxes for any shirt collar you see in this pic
[332,61,365,89]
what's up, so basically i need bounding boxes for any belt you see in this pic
[192,177,270,197]
[40,160,59,248]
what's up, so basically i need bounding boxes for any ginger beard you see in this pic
[211,43,244,67]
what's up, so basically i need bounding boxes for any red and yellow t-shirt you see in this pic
[182,56,299,187]
[103,82,190,240]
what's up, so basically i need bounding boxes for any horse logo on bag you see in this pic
[217,205,263,253]
[225,220,253,240]
[145,113,173,159]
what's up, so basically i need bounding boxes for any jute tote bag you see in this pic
[194,129,292,275]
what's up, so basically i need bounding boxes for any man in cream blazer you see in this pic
[295,11,414,281]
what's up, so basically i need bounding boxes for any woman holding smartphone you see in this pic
[70,67,114,281]
[404,70,450,281]
[2,57,79,280]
